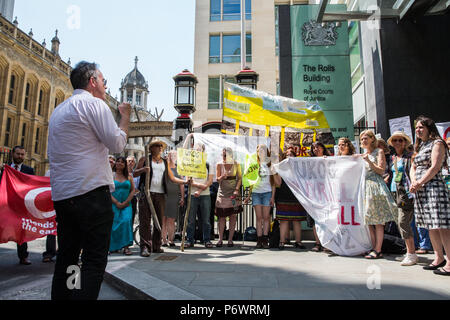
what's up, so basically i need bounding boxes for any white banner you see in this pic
[274,157,372,256]
[436,122,450,140]
[188,133,271,165]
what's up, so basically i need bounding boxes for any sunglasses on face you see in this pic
[392,139,404,143]
[93,77,107,86]
[153,144,163,148]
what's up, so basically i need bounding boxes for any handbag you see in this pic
[394,156,414,211]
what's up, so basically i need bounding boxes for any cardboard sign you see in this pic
[177,148,207,179]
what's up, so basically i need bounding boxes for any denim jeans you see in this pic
[411,216,432,250]
[187,195,211,244]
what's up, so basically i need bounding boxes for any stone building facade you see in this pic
[0,15,73,175]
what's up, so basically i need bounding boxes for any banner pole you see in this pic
[181,181,192,252]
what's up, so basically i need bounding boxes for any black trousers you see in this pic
[17,243,28,260]
[43,235,57,259]
[51,186,114,300]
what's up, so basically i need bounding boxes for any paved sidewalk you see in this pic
[104,240,450,300]
[0,239,126,300]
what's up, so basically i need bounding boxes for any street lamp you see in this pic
[235,67,259,90]
[173,69,198,145]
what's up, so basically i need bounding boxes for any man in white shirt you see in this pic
[48,61,131,300]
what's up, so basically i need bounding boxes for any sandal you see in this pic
[365,250,382,259]
[184,242,194,248]
[416,249,432,254]
[311,243,322,252]
[278,242,285,250]
[433,268,450,276]
[227,241,234,247]
[123,248,132,256]
[169,242,176,247]
[205,242,214,248]
[294,242,306,249]
[216,241,223,248]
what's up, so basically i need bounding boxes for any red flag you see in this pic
[0,165,57,245]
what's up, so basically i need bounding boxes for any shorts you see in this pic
[252,192,272,207]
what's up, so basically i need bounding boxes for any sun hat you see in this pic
[149,138,167,150]
[387,131,412,147]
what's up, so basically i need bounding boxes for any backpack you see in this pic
[244,226,257,241]
[382,234,406,254]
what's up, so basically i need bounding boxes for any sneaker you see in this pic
[400,253,418,266]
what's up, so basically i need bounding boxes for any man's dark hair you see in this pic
[12,146,25,153]
[70,61,99,90]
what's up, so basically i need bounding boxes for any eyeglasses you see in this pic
[391,139,404,143]
[93,76,107,86]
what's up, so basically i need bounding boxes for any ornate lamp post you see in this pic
[173,69,198,146]
[235,66,259,90]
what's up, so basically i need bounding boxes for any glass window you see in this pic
[38,90,43,115]
[136,94,141,106]
[208,78,220,109]
[5,117,12,147]
[34,128,40,154]
[223,0,240,21]
[24,83,30,111]
[349,22,363,88]
[210,0,221,21]
[223,35,241,63]
[8,75,15,105]
[245,0,251,20]
[209,35,220,63]
[211,0,251,21]
[21,123,27,148]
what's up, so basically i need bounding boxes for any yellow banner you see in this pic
[176,148,207,179]
[222,83,336,155]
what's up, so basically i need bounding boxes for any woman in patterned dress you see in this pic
[360,130,398,259]
[215,147,243,247]
[410,116,450,276]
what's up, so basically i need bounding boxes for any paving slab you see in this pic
[102,241,450,300]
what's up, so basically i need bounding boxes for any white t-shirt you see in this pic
[252,163,272,193]
[150,161,165,193]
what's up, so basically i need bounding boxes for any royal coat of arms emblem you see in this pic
[302,20,339,46]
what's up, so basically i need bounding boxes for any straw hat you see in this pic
[387,131,412,147]
[149,138,167,150]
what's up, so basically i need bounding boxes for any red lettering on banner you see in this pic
[318,182,329,202]
[351,207,360,226]
[340,206,350,225]
[338,206,359,226]
[299,147,308,157]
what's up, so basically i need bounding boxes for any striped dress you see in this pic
[275,179,307,221]
[414,140,450,229]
